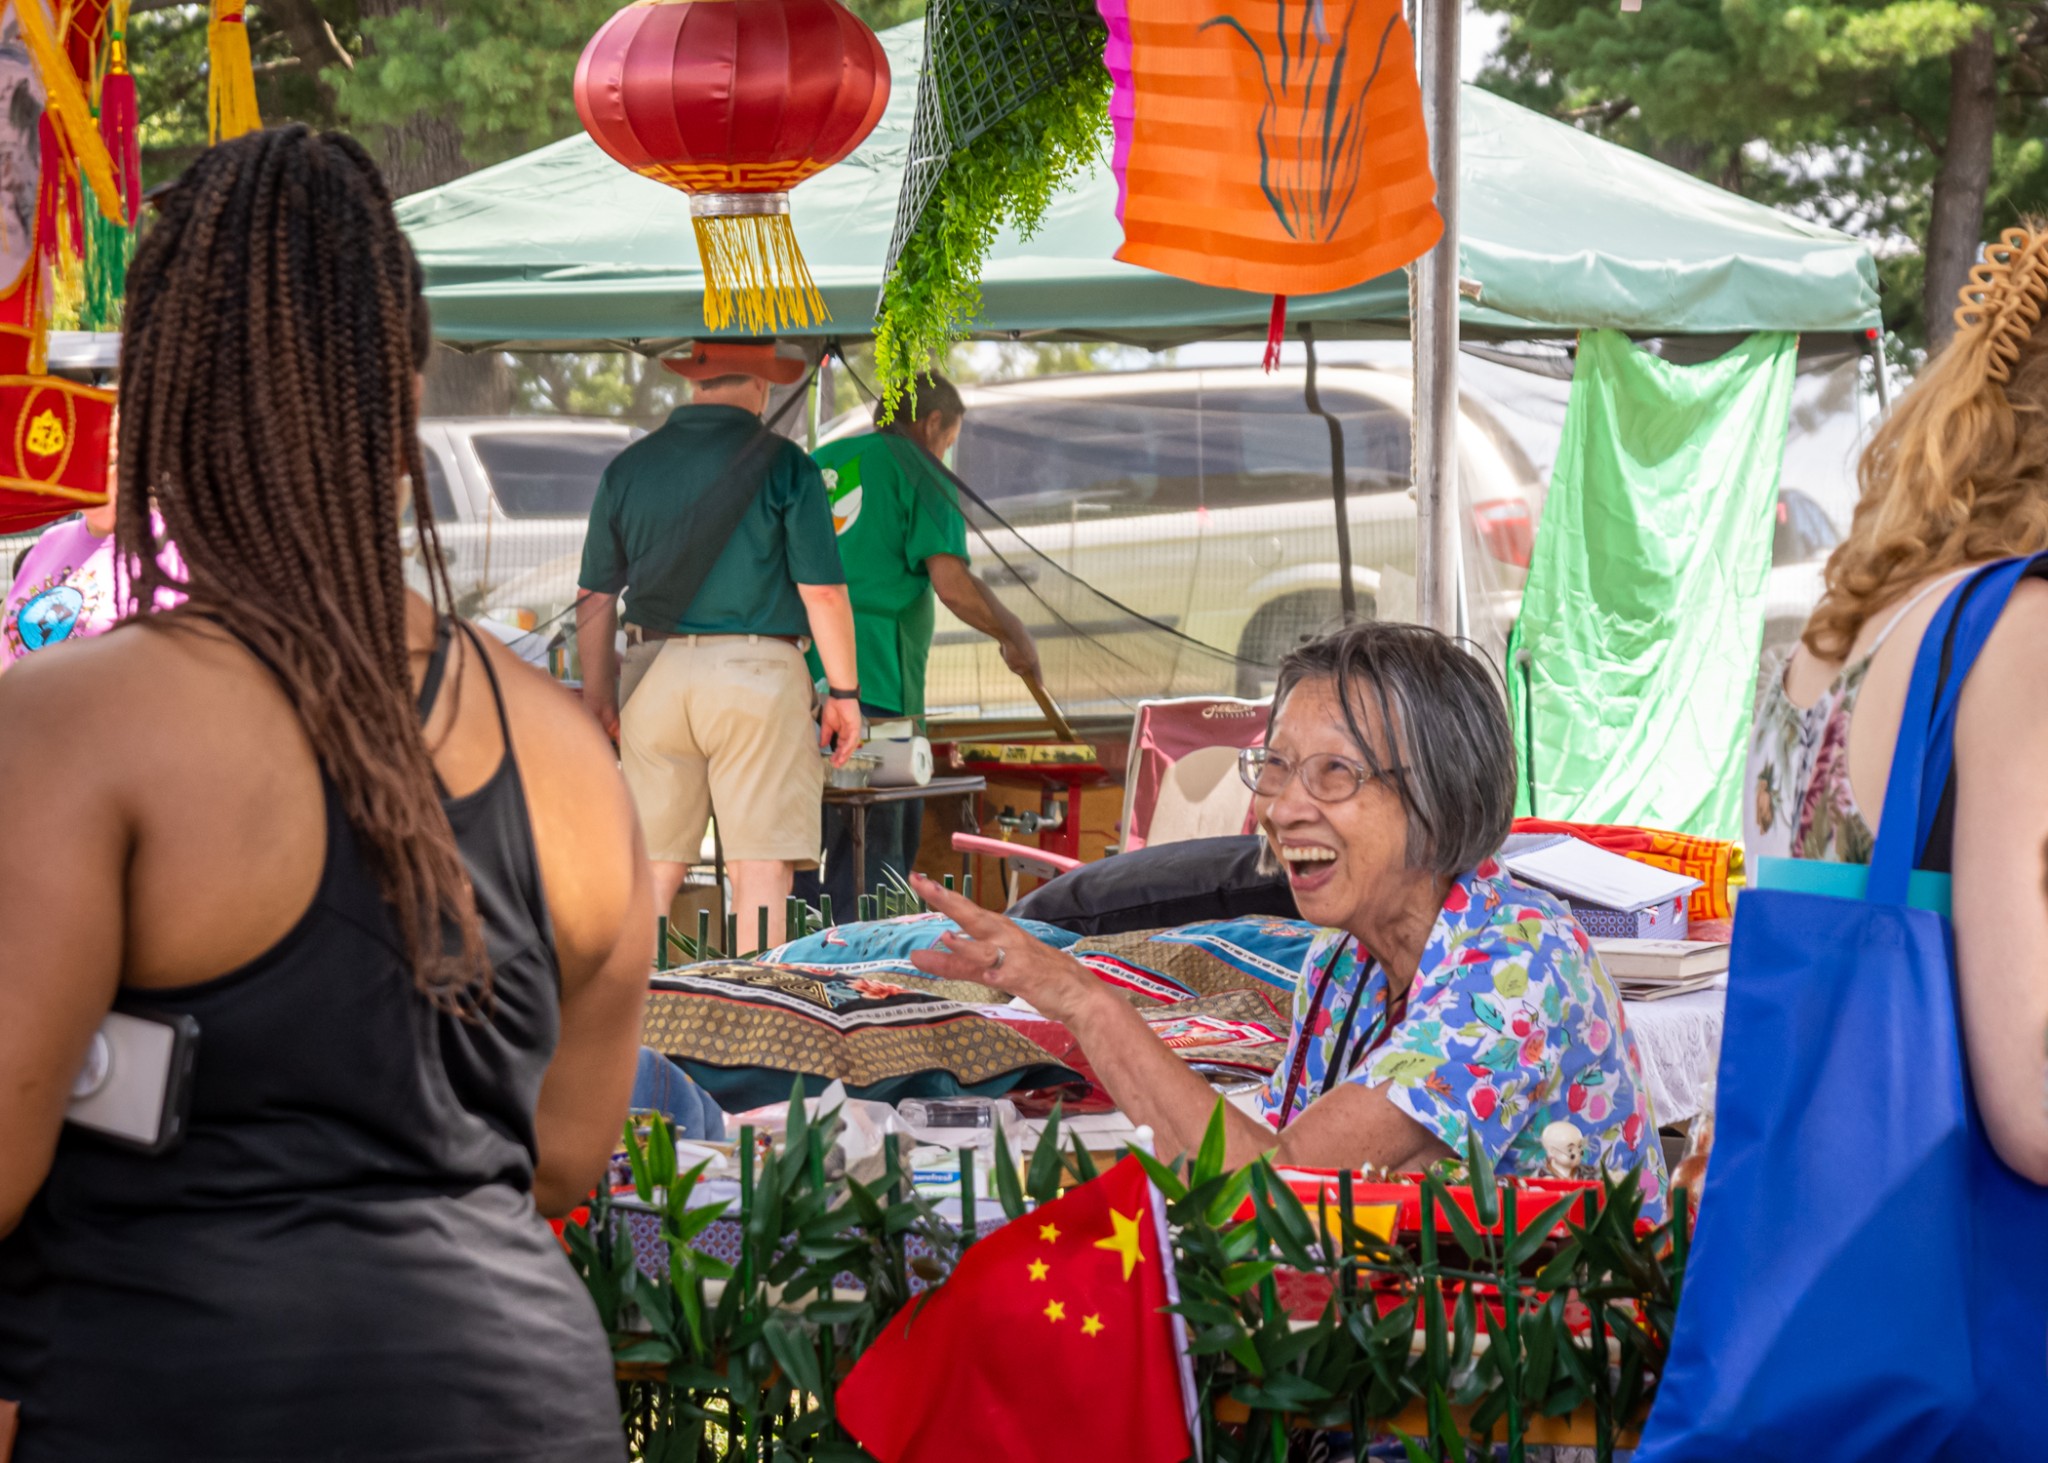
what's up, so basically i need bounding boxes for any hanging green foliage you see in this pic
[873,63,1110,411]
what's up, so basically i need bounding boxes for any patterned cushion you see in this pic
[641,960,1084,1111]
[645,916,1325,1106]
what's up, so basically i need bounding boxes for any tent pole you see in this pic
[1413,0,1461,635]
[1866,329,1891,412]
[1301,325,1358,625]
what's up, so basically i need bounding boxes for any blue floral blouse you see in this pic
[1255,858,1667,1216]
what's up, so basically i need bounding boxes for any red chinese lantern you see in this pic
[574,0,890,334]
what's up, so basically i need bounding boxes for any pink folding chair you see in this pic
[1118,695,1269,852]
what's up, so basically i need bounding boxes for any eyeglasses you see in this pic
[1238,746,1403,803]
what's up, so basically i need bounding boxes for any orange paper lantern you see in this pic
[574,0,891,334]
[1099,0,1441,361]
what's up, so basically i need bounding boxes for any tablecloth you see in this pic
[1621,986,1726,1127]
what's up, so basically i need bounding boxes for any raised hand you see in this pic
[908,873,1102,1026]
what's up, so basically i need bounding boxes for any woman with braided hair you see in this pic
[1747,225,2048,1186]
[0,129,648,1458]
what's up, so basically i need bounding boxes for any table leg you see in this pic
[959,791,977,887]
[712,821,727,948]
[850,803,869,912]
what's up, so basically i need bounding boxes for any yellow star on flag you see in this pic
[1081,1314,1104,1337]
[1043,1299,1066,1323]
[1093,1205,1148,1280]
[1038,1222,1060,1243]
[1027,1259,1049,1282]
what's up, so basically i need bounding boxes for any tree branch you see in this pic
[1889,97,1944,159]
[1559,96,1636,126]
[260,0,354,75]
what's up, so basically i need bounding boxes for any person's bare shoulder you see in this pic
[0,621,229,772]
[1964,576,2048,714]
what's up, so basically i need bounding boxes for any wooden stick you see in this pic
[1020,669,1079,744]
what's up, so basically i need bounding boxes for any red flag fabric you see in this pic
[836,1156,1192,1463]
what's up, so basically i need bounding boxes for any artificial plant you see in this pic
[564,1098,1687,1463]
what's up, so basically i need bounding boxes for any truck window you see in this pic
[950,381,1413,528]
[472,432,630,518]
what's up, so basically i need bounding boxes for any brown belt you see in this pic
[626,625,807,649]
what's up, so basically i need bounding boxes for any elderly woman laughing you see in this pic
[910,623,1666,1212]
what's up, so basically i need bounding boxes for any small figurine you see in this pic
[1541,1120,1587,1180]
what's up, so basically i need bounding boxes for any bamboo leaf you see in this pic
[612,1339,677,1363]
[1128,1145,1189,1203]
[1221,1260,1280,1296]
[1026,1104,1065,1205]
[1430,1176,1489,1264]
[762,1317,826,1399]
[1194,1100,1229,1186]
[1450,1281,1476,1372]
[1505,1195,1577,1270]
[1393,1432,1433,1463]
[1069,1131,1099,1184]
[1466,1127,1499,1229]
[1199,1166,1257,1234]
[991,1122,1028,1220]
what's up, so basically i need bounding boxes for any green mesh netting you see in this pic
[880,0,1107,285]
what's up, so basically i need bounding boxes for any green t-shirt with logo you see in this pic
[807,432,970,719]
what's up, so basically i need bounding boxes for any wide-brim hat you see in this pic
[660,338,806,386]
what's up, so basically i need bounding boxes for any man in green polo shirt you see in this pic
[576,338,861,949]
[798,371,1038,913]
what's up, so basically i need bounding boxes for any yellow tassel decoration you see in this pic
[208,0,262,145]
[11,0,123,222]
[691,210,829,335]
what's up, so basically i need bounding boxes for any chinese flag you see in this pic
[836,1156,1193,1463]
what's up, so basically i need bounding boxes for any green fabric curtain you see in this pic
[1507,329,1798,840]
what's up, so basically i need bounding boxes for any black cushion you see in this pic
[1010,835,1297,936]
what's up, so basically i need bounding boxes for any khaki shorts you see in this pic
[619,635,824,866]
[619,637,663,708]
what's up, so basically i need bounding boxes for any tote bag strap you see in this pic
[1868,552,2048,903]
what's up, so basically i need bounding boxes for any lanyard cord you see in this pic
[1278,939,1409,1128]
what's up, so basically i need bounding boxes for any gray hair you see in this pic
[1264,622,1516,878]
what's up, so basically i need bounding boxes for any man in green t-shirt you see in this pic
[576,338,862,949]
[798,372,1038,914]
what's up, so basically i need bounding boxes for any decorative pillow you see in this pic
[1070,916,1314,1015]
[1010,835,1297,935]
[765,911,1080,970]
[641,960,1084,1111]
[1062,916,1322,1082]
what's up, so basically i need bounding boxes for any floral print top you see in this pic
[1746,652,1876,865]
[1255,859,1667,1217]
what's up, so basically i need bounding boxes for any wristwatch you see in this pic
[827,686,861,701]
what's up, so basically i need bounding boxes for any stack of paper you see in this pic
[1594,939,1730,1002]
[1501,835,1701,912]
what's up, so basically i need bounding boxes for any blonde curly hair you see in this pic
[1805,226,2048,661]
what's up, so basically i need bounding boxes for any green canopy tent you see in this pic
[398,21,1879,351]
[399,18,1882,838]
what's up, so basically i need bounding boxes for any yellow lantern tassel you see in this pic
[11,0,124,222]
[691,210,828,335]
[208,0,262,145]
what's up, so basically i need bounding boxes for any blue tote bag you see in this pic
[1637,556,2048,1460]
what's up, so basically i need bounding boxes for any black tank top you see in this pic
[0,621,624,1463]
